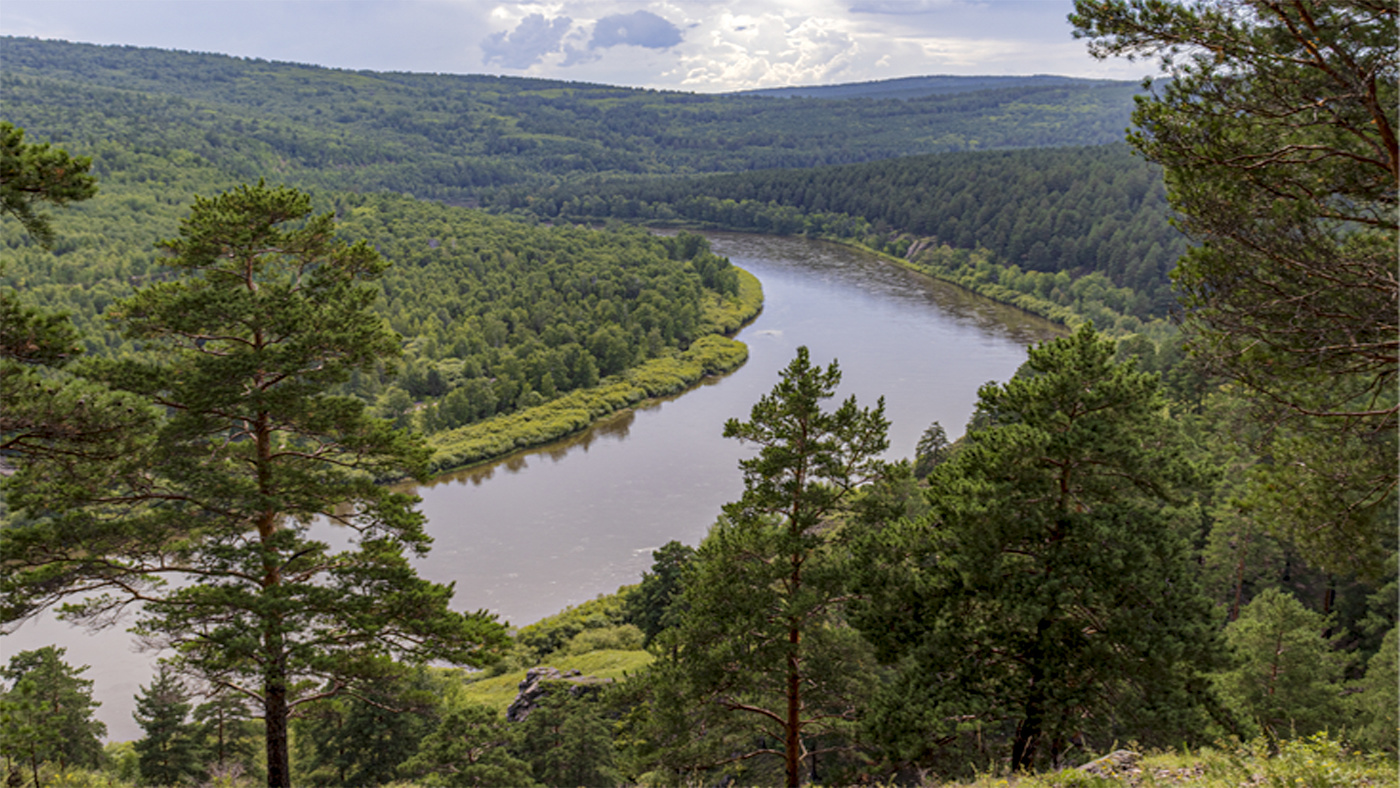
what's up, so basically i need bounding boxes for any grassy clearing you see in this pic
[452,649,655,714]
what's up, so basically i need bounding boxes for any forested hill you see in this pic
[2,37,1141,199]
[492,144,1189,317]
[732,74,1101,100]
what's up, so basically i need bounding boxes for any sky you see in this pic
[1,0,1151,92]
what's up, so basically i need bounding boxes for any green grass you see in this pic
[941,734,1396,788]
[453,649,655,714]
[701,267,764,334]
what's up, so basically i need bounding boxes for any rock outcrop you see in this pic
[1078,749,1141,779]
[505,665,611,722]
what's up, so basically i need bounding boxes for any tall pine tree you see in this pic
[0,646,106,786]
[134,664,206,787]
[646,348,888,787]
[2,183,507,786]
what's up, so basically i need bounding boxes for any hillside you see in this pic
[2,37,1142,201]
[732,74,1102,100]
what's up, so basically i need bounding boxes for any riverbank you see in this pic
[423,268,762,475]
[627,219,1171,342]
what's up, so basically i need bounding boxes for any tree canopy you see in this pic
[0,121,97,248]
[854,325,1220,770]
[1071,0,1398,576]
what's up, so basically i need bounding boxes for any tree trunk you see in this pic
[1011,682,1044,772]
[1012,619,1051,772]
[785,620,801,788]
[265,655,290,788]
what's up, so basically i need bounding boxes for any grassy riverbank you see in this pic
[423,268,761,474]
[818,236,1180,344]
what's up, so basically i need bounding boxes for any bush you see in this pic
[564,625,645,656]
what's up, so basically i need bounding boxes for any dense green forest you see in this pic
[1,37,1141,199]
[489,143,1188,316]
[2,0,1397,784]
[0,133,756,466]
[0,36,1174,336]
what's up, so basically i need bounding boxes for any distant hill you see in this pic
[732,74,1104,100]
[1,37,1143,202]
[495,143,1187,316]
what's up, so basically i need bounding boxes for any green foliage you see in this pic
[944,734,1396,788]
[399,703,535,788]
[646,347,888,787]
[902,243,1174,341]
[1215,588,1350,739]
[192,691,263,786]
[2,38,1142,200]
[1350,626,1399,754]
[294,669,442,787]
[425,334,750,473]
[1210,734,1396,788]
[855,325,1220,772]
[133,665,205,787]
[2,184,508,787]
[0,152,759,470]
[624,540,695,646]
[0,646,106,786]
[325,195,749,437]
[512,591,634,664]
[562,625,644,656]
[0,130,161,627]
[506,144,1186,317]
[0,121,97,248]
[510,687,620,788]
[912,420,950,479]
[1071,0,1398,578]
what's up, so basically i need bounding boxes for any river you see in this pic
[3,232,1060,742]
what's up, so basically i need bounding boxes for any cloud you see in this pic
[2,0,1153,92]
[481,12,573,69]
[677,12,862,89]
[848,0,957,13]
[589,10,683,50]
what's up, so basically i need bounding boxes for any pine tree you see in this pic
[1,128,158,627]
[1216,588,1350,738]
[295,668,441,786]
[647,347,888,787]
[512,688,618,788]
[399,703,535,787]
[2,183,508,787]
[1071,0,1398,577]
[134,665,206,787]
[192,690,262,785]
[0,122,98,248]
[855,325,1220,770]
[1350,626,1399,753]
[0,646,106,785]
